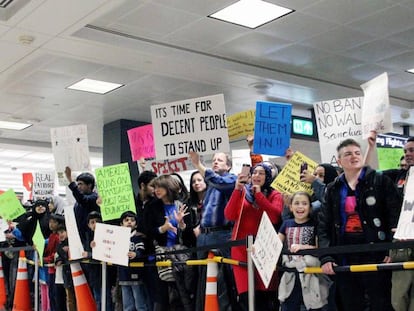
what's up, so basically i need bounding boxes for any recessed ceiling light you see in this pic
[67,78,124,94]
[0,121,32,130]
[407,68,414,74]
[209,0,293,29]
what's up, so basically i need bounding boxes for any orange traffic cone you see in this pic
[204,252,219,311]
[70,262,96,311]
[0,253,6,311]
[12,250,32,311]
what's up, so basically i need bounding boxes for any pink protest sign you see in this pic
[127,124,155,161]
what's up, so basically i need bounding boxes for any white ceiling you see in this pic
[1,0,414,193]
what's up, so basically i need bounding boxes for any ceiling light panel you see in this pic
[209,0,293,29]
[67,78,124,94]
[0,120,32,130]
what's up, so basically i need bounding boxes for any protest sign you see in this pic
[32,171,55,200]
[0,189,26,221]
[93,223,131,267]
[127,124,155,161]
[361,72,392,138]
[64,204,84,260]
[376,134,406,170]
[251,212,283,288]
[22,172,33,203]
[50,124,91,185]
[33,222,45,265]
[314,97,364,165]
[394,166,414,239]
[150,94,229,160]
[231,149,252,174]
[95,163,135,221]
[271,152,318,195]
[253,101,291,156]
[227,109,255,141]
[143,157,191,175]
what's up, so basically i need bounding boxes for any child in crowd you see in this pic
[278,191,331,311]
[55,224,76,311]
[118,211,150,311]
[82,211,114,311]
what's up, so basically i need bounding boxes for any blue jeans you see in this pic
[121,284,150,311]
[196,230,231,259]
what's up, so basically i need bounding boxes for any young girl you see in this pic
[278,191,331,311]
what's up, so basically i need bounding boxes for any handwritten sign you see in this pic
[394,166,414,239]
[95,163,136,221]
[32,171,55,200]
[143,157,191,175]
[150,94,230,160]
[251,212,283,288]
[314,97,365,165]
[271,152,318,195]
[127,124,155,161]
[361,72,392,138]
[227,109,255,141]
[64,204,84,260]
[50,124,91,185]
[93,223,131,266]
[253,101,291,156]
[376,134,406,170]
[0,189,26,221]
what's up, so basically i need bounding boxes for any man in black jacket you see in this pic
[318,138,401,311]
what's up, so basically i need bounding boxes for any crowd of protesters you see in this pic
[0,133,413,311]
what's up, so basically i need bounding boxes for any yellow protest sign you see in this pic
[227,109,255,141]
[271,152,318,195]
[0,189,26,221]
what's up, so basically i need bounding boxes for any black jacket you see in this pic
[318,166,401,265]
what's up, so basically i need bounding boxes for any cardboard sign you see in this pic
[227,109,255,141]
[127,124,155,161]
[253,101,291,156]
[50,124,91,185]
[314,97,364,166]
[144,157,191,175]
[150,94,230,160]
[64,204,84,260]
[361,72,392,138]
[95,163,136,221]
[0,189,26,221]
[251,212,283,288]
[394,166,414,239]
[92,223,131,267]
[32,171,55,200]
[271,152,318,195]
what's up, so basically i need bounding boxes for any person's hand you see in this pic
[81,251,88,258]
[160,216,177,235]
[188,151,200,166]
[246,134,254,149]
[285,147,294,161]
[138,157,146,171]
[193,225,200,237]
[251,184,261,195]
[174,204,189,228]
[367,131,377,148]
[236,173,248,189]
[62,246,69,252]
[383,256,392,263]
[300,170,316,184]
[65,167,72,182]
[128,251,136,259]
[290,244,302,253]
[321,261,337,275]
[90,241,96,248]
[282,193,292,206]
[96,196,103,206]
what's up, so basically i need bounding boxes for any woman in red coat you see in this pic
[225,162,283,310]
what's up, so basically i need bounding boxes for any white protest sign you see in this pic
[92,223,131,267]
[394,166,414,239]
[32,171,55,200]
[64,204,84,260]
[231,149,252,174]
[361,72,392,138]
[150,94,229,160]
[0,218,7,242]
[50,124,91,186]
[313,97,365,165]
[251,212,283,288]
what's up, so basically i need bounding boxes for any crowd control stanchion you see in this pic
[101,262,107,311]
[247,235,254,311]
[34,251,38,311]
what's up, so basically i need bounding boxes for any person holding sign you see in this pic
[225,163,283,310]
[318,139,401,311]
[64,167,100,248]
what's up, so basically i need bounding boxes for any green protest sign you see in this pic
[377,147,404,171]
[0,189,26,221]
[33,221,45,266]
[95,163,136,221]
